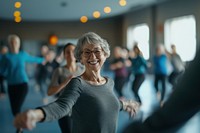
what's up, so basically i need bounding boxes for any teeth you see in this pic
[89,61,98,64]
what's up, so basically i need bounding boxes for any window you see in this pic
[164,15,196,61]
[127,23,150,59]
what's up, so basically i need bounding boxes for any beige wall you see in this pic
[0,17,123,49]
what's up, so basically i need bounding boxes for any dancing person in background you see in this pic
[0,34,45,133]
[36,49,59,104]
[35,45,49,103]
[0,45,8,97]
[166,44,185,88]
[153,44,168,106]
[14,32,140,133]
[121,47,132,84]
[130,44,147,105]
[110,46,129,97]
[123,48,200,133]
[47,43,84,133]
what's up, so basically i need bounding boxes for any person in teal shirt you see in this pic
[130,44,147,104]
[153,45,168,106]
[0,34,45,133]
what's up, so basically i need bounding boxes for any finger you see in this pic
[126,107,133,117]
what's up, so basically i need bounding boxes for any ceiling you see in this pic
[0,0,168,22]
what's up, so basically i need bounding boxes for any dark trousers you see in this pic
[0,75,6,94]
[58,116,72,133]
[131,74,145,104]
[168,71,184,87]
[154,74,166,102]
[114,76,127,97]
[8,83,28,116]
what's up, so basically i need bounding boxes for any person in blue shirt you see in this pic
[130,44,147,105]
[0,45,8,97]
[153,44,168,106]
[0,34,45,133]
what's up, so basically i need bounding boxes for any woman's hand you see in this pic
[14,109,44,130]
[120,98,140,118]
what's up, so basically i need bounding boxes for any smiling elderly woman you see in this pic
[14,32,140,133]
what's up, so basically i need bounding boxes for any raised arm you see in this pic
[14,78,82,130]
[47,75,73,96]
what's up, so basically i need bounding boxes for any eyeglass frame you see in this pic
[81,48,103,58]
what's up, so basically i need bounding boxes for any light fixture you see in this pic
[93,11,101,18]
[14,11,21,17]
[80,16,88,23]
[119,0,127,6]
[104,7,111,14]
[15,2,22,8]
[49,35,58,45]
[15,16,22,23]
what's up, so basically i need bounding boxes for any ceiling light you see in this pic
[119,0,127,6]
[15,16,22,23]
[104,7,111,14]
[49,35,58,45]
[14,11,21,17]
[15,2,22,8]
[93,11,101,18]
[80,16,88,23]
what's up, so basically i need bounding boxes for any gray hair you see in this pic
[75,32,110,62]
[8,34,20,44]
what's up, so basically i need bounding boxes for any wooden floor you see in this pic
[0,73,200,133]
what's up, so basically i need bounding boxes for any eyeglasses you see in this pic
[82,49,103,58]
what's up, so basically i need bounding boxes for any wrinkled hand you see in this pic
[14,110,37,130]
[120,98,140,118]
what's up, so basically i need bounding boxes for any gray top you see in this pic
[171,54,185,72]
[49,63,84,96]
[41,76,120,133]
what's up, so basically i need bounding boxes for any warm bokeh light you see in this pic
[14,11,21,17]
[104,7,111,14]
[93,11,101,18]
[119,0,127,6]
[15,16,22,23]
[49,35,58,45]
[80,16,88,23]
[15,2,22,8]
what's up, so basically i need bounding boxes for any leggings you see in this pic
[0,75,6,94]
[131,74,145,104]
[8,83,28,116]
[114,76,127,97]
[154,74,166,102]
